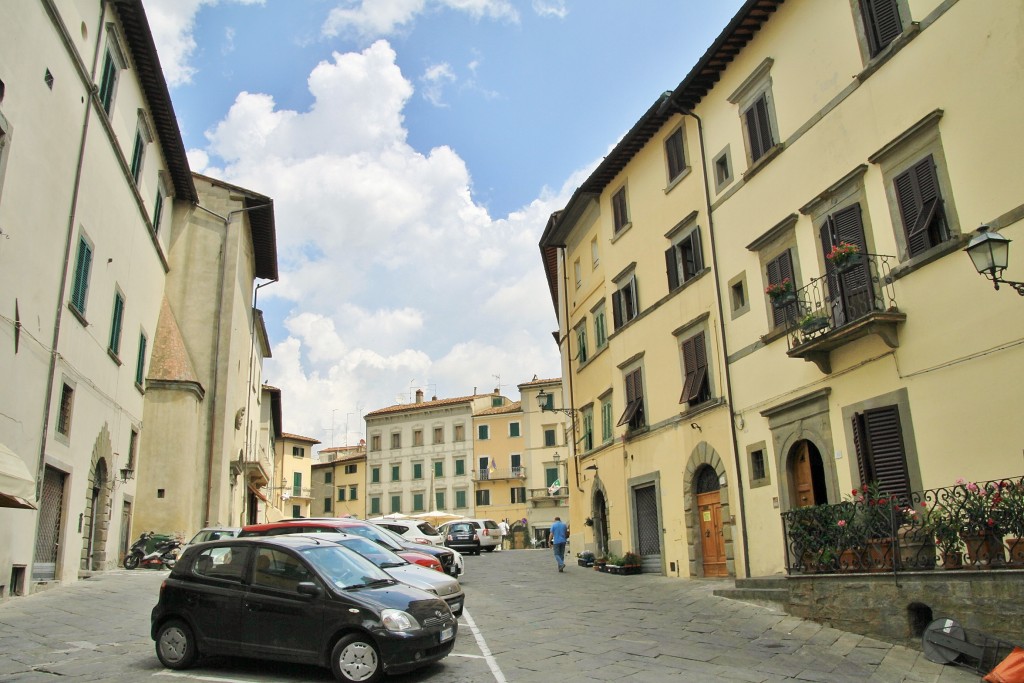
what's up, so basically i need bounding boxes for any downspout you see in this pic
[680,105,752,578]
[241,277,277,526]
[35,0,108,499]
[559,247,582,493]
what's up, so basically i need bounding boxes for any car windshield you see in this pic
[375,525,416,547]
[300,545,395,589]
[340,524,404,551]
[416,522,439,535]
[337,536,408,569]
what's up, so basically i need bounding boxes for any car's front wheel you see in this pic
[155,619,198,670]
[330,633,382,683]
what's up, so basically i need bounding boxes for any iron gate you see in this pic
[33,466,65,581]
[634,484,661,556]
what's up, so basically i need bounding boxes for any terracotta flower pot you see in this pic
[960,531,1006,568]
[1006,537,1024,565]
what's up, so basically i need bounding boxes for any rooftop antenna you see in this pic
[493,373,505,394]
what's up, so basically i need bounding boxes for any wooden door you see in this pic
[791,442,818,508]
[697,491,727,577]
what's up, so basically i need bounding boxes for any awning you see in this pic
[247,484,268,503]
[0,442,37,509]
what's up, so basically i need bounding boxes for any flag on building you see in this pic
[548,479,561,495]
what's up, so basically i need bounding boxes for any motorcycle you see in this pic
[124,531,181,570]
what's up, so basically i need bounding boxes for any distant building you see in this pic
[471,401,528,529]
[274,433,320,518]
[312,442,367,518]
[516,378,570,545]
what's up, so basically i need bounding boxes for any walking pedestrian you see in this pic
[498,519,510,550]
[548,516,568,572]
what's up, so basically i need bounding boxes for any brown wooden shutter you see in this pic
[688,229,704,277]
[862,0,903,56]
[851,412,872,487]
[611,289,623,329]
[680,337,697,403]
[821,204,872,325]
[894,155,944,257]
[862,406,911,503]
[745,96,774,162]
[767,250,795,328]
[666,246,680,291]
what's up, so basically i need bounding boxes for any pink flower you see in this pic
[837,520,847,527]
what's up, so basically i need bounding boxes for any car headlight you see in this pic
[427,588,439,595]
[381,609,420,632]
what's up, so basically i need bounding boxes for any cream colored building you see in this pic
[311,443,367,519]
[0,0,196,593]
[364,390,506,518]
[471,402,528,529]
[516,378,570,545]
[134,174,278,537]
[541,0,1024,578]
[275,433,319,518]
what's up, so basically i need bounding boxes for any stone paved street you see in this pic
[0,549,981,682]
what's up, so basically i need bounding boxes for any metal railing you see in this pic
[778,253,899,348]
[782,476,1024,574]
[474,467,527,481]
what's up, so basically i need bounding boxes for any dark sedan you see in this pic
[151,536,457,683]
[443,521,482,555]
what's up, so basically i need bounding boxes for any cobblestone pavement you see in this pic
[0,549,981,682]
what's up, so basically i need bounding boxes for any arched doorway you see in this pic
[788,440,827,508]
[83,458,110,571]
[592,489,609,555]
[695,465,727,577]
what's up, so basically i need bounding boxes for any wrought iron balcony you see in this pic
[528,486,568,502]
[474,467,527,482]
[782,476,1024,574]
[777,253,905,373]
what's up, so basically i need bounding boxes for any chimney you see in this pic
[415,389,424,403]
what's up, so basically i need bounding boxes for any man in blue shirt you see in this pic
[548,517,568,572]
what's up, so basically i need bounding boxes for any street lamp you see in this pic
[965,226,1024,296]
[536,389,577,418]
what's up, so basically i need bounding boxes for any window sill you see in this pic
[679,396,726,420]
[68,303,89,328]
[134,381,145,395]
[856,23,920,83]
[759,324,789,346]
[888,235,965,282]
[107,349,122,366]
[742,143,785,182]
[664,166,692,194]
[611,222,633,244]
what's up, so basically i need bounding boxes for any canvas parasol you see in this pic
[414,510,464,526]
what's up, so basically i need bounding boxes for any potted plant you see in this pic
[897,502,938,570]
[995,479,1024,564]
[826,241,862,271]
[786,504,841,573]
[849,482,900,571]
[604,553,623,574]
[621,552,642,575]
[594,554,607,571]
[957,478,1006,567]
[577,550,595,568]
[798,310,829,336]
[765,278,796,308]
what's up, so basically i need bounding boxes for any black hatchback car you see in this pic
[443,522,482,555]
[151,536,457,683]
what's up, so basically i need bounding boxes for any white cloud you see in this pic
[420,62,456,107]
[322,0,517,40]
[187,39,569,439]
[532,0,568,19]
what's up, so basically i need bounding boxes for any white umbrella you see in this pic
[414,510,464,526]
[374,512,414,520]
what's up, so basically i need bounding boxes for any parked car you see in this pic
[151,535,457,683]
[296,532,464,615]
[238,520,443,573]
[180,527,240,555]
[372,524,464,578]
[440,518,501,552]
[442,521,482,555]
[368,518,443,546]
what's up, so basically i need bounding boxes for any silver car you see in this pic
[292,532,464,616]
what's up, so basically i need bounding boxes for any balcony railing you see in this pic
[287,487,313,500]
[529,486,568,502]
[474,467,527,482]
[777,253,905,373]
[782,476,1024,574]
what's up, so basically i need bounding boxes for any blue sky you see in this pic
[144,0,744,450]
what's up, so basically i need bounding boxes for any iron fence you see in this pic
[782,476,1024,574]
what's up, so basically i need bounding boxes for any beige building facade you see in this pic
[471,402,528,528]
[517,379,571,546]
[311,443,367,519]
[275,433,319,519]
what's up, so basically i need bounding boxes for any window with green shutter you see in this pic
[134,332,147,387]
[371,466,380,483]
[390,495,401,513]
[601,398,613,442]
[71,237,93,315]
[349,485,357,500]
[435,491,446,510]
[413,493,424,511]
[152,190,164,234]
[98,44,120,114]
[455,459,465,476]
[292,472,302,496]
[455,490,467,509]
[108,291,124,356]
[391,464,400,481]
[413,463,423,479]
[434,461,443,477]
[130,129,145,184]
[370,497,381,515]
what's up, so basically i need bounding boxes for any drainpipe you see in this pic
[240,277,276,526]
[558,247,582,493]
[35,0,108,504]
[661,96,751,578]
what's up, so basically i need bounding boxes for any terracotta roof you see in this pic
[281,433,321,444]
[475,401,522,417]
[365,393,501,418]
[517,377,561,389]
[147,298,202,388]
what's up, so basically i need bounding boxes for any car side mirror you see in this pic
[296,582,322,598]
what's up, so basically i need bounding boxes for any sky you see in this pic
[142,0,745,453]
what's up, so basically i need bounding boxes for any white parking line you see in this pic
[460,607,507,683]
[154,672,252,682]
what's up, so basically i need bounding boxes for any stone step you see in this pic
[733,575,788,590]
[713,586,788,607]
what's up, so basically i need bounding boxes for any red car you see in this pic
[238,519,443,572]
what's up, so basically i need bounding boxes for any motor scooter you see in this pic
[124,531,180,570]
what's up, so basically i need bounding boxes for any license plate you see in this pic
[440,627,454,643]
[449,600,461,613]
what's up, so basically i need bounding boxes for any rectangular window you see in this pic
[108,291,125,356]
[370,497,381,515]
[743,93,775,163]
[292,472,302,496]
[337,488,346,501]
[390,495,401,514]
[860,0,904,57]
[433,426,444,444]
[751,449,767,482]
[412,493,424,511]
[134,332,148,387]
[413,463,423,480]
[413,429,423,446]
[612,186,630,233]
[852,405,911,503]
[455,459,465,476]
[510,453,521,474]
[617,368,646,430]
[581,407,594,451]
[97,38,121,114]
[127,429,138,470]
[476,489,490,506]
[70,236,93,315]
[152,189,164,235]
[454,425,465,442]
[680,332,710,406]
[544,428,556,447]
[893,155,948,257]
[434,460,443,477]
[455,490,467,509]
[324,497,332,512]
[765,249,796,328]
[574,258,582,288]
[511,487,527,504]
[612,274,639,329]
[509,422,520,438]
[665,127,687,182]
[435,491,446,510]
[370,434,381,451]
[391,464,400,481]
[344,464,357,475]
[545,466,558,487]
[601,397,613,442]
[666,228,704,291]
[371,466,380,484]
[325,471,333,484]
[292,505,301,518]
[57,383,74,436]
[390,433,401,449]
[491,396,503,407]
[594,306,607,349]
[129,129,146,184]
[575,323,588,363]
[349,485,357,500]
[292,446,305,457]
[477,424,489,440]
[591,237,599,267]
